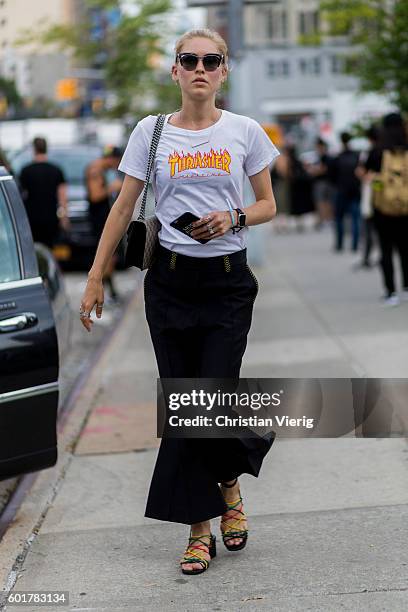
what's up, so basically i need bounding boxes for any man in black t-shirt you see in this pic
[329,132,361,251]
[330,132,361,252]
[19,137,69,248]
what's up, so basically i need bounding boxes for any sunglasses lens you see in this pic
[179,54,197,70]
[178,54,222,71]
[203,55,222,71]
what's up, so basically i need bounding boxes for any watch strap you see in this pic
[234,208,245,232]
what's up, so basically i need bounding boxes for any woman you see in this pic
[355,126,380,269]
[85,147,123,302]
[286,144,314,232]
[79,28,279,575]
[363,113,408,306]
[270,147,291,233]
[309,137,334,230]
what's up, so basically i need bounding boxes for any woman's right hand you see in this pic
[79,277,105,332]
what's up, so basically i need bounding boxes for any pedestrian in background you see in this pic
[363,113,408,306]
[331,132,361,252]
[85,146,123,302]
[308,137,334,230]
[355,126,380,269]
[79,28,278,576]
[0,147,13,175]
[270,146,291,232]
[19,137,69,249]
[287,144,314,232]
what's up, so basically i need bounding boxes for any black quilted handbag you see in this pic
[124,113,166,270]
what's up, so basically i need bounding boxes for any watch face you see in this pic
[239,213,246,227]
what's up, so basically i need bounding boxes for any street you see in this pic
[1,226,407,611]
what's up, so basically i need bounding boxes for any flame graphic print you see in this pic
[168,148,231,178]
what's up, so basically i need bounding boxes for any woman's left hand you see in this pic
[190,211,234,240]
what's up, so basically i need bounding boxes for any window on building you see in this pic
[215,8,227,19]
[263,6,288,42]
[298,57,321,75]
[313,11,319,33]
[298,10,319,36]
[331,54,345,74]
[267,59,290,78]
[312,57,321,74]
[282,60,289,76]
[299,58,307,74]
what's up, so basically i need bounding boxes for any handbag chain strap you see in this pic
[137,113,166,221]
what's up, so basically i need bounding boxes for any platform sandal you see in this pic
[180,531,217,575]
[220,478,248,551]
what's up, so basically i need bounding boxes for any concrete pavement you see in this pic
[1,226,407,611]
[0,267,138,516]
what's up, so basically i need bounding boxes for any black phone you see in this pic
[170,212,210,244]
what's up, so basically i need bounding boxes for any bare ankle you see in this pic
[190,520,210,535]
[221,479,240,502]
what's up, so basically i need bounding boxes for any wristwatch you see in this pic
[233,208,246,233]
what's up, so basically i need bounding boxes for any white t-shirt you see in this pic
[118,109,280,257]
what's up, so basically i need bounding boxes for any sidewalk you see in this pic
[1,228,407,611]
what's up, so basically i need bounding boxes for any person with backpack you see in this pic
[331,132,361,252]
[363,113,408,306]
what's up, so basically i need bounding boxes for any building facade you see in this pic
[189,0,395,148]
[0,0,83,101]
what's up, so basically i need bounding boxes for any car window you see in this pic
[11,147,102,185]
[0,188,21,283]
[48,150,101,184]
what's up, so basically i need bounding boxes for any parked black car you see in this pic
[10,145,127,271]
[0,167,72,481]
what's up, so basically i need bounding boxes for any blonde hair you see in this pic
[174,29,229,69]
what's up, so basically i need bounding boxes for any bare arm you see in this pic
[88,174,145,280]
[356,165,376,182]
[57,183,71,229]
[245,166,277,224]
[58,182,68,206]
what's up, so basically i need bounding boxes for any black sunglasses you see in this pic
[176,53,224,72]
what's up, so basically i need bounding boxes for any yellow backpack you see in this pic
[372,150,408,215]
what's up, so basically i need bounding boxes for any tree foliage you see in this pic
[320,0,408,114]
[16,0,175,118]
[0,76,22,108]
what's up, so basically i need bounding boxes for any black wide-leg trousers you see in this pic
[143,245,275,525]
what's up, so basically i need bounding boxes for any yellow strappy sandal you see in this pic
[180,531,217,575]
[220,477,248,551]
